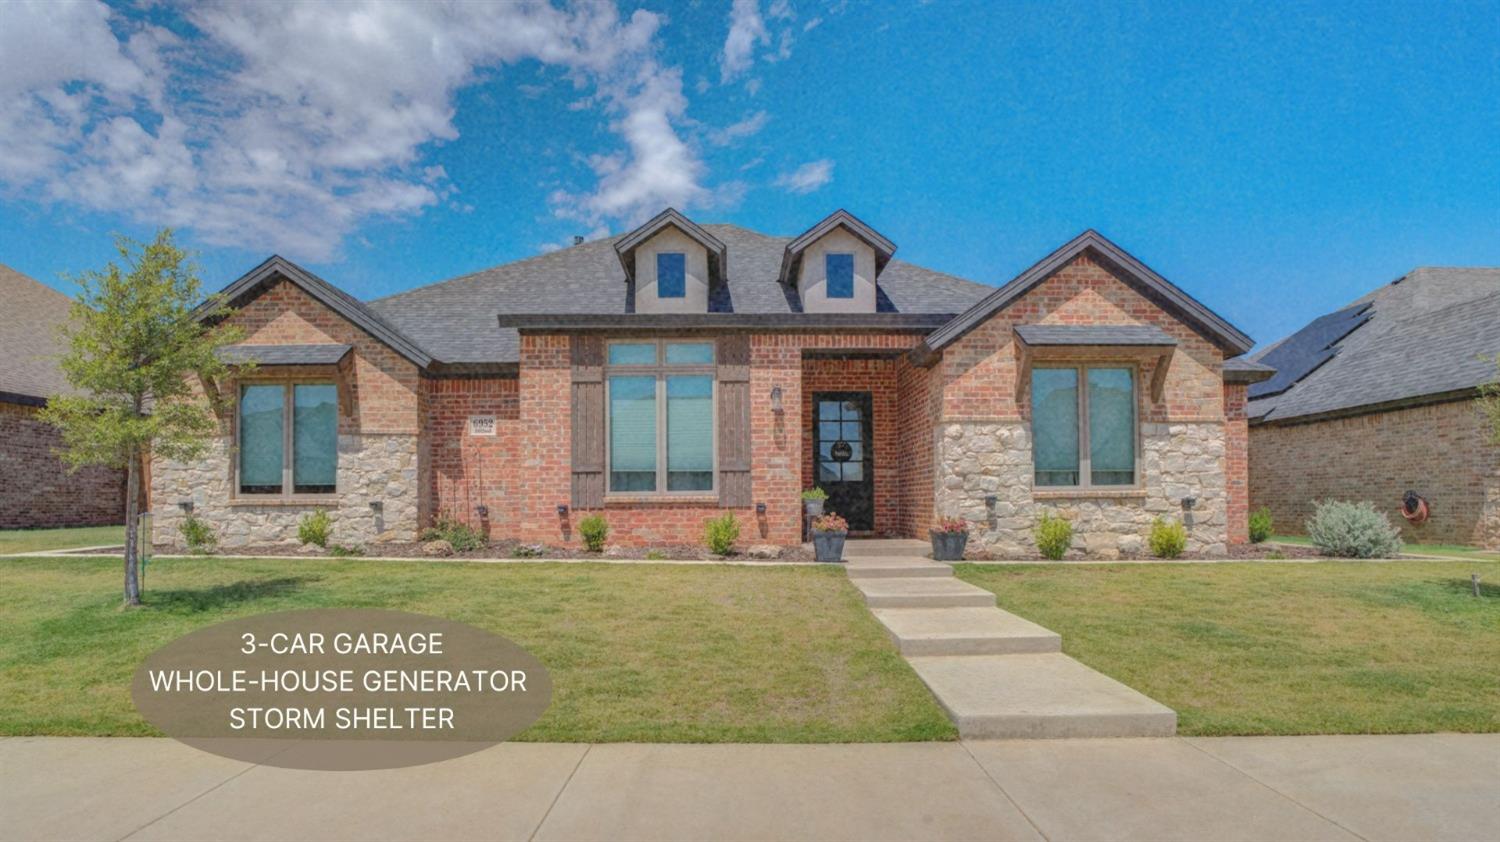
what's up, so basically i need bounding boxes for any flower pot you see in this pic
[812,530,847,563]
[929,530,969,561]
[803,499,824,518]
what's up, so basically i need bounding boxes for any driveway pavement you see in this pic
[3,734,1496,841]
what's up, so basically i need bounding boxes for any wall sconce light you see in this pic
[770,386,783,414]
[1180,496,1197,511]
[369,500,383,511]
[983,495,997,510]
[177,500,193,513]
[557,504,570,517]
[755,502,767,515]
[476,505,489,518]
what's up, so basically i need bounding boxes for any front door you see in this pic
[813,392,874,531]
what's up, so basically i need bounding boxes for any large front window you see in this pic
[606,341,715,494]
[1031,366,1136,488]
[238,382,338,495]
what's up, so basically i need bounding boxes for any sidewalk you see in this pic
[3,735,1496,841]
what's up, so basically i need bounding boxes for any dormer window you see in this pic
[657,252,686,298]
[826,254,855,299]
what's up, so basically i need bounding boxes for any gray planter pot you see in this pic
[803,499,825,518]
[929,530,969,561]
[812,530,846,563]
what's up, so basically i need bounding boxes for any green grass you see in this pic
[0,525,124,555]
[0,556,954,742]
[955,561,1500,736]
[1272,533,1500,561]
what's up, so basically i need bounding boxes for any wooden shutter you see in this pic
[570,335,605,509]
[717,335,753,507]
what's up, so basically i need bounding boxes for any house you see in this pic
[0,264,126,528]
[150,210,1267,556]
[1248,267,1500,549]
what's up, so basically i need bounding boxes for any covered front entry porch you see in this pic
[799,350,906,537]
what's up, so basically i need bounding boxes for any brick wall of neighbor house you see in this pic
[1224,382,1250,544]
[514,332,922,548]
[800,357,899,535]
[425,377,521,539]
[0,401,125,528]
[933,253,1232,557]
[151,278,423,549]
[1250,399,1500,549]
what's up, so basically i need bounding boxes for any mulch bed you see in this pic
[160,539,817,563]
[962,541,1294,562]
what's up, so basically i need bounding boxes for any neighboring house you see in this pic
[0,264,126,529]
[151,210,1266,556]
[1248,267,1500,549]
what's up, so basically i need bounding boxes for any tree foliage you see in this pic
[39,230,242,605]
[1477,355,1500,445]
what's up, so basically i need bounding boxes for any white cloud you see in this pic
[774,159,834,194]
[720,0,770,83]
[0,0,713,261]
[708,110,769,146]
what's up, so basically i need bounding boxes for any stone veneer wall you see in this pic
[929,252,1234,557]
[152,434,418,548]
[0,400,125,528]
[936,421,1227,557]
[1250,399,1500,549]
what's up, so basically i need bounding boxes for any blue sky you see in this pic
[1,0,1496,347]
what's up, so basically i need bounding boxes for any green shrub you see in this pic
[703,512,741,555]
[800,487,828,502]
[511,544,543,559]
[1148,517,1188,559]
[178,514,217,555]
[645,549,667,561]
[419,512,487,552]
[297,509,332,548]
[328,544,364,557]
[1305,500,1403,558]
[1034,513,1073,560]
[578,514,609,552]
[1248,507,1274,544]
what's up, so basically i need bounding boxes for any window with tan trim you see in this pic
[605,340,716,495]
[1031,365,1138,488]
[237,382,338,496]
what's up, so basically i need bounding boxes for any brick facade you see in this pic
[800,356,900,535]
[1250,399,1500,549]
[425,377,521,539]
[0,400,125,529]
[1224,383,1249,544]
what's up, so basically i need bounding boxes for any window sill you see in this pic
[1032,488,1148,500]
[227,496,341,507]
[604,495,720,506]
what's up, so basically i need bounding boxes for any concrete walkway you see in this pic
[3,735,1497,841]
[844,540,1175,738]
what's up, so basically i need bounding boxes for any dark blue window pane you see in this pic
[657,252,686,298]
[826,253,854,299]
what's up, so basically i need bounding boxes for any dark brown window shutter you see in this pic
[717,335,752,507]
[570,335,605,509]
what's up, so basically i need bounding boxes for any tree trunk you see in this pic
[123,448,141,607]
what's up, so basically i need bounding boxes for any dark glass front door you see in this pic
[813,392,874,531]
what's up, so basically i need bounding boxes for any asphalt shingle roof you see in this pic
[1248,267,1500,422]
[0,264,78,402]
[368,224,994,364]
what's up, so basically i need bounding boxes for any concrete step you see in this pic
[844,558,952,579]
[851,576,994,608]
[871,607,1062,656]
[842,539,933,559]
[906,653,1177,739]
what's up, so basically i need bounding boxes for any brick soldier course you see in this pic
[147,210,1267,553]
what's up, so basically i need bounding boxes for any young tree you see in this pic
[41,230,240,606]
[1480,356,1500,445]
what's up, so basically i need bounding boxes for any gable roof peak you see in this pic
[778,209,897,286]
[613,208,728,283]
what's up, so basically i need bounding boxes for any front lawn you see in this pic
[956,561,1500,735]
[0,556,953,742]
[0,525,124,555]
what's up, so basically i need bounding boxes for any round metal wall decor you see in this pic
[830,440,853,462]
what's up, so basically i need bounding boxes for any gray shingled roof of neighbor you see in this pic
[0,263,79,403]
[1014,324,1178,346]
[1248,267,1500,423]
[368,223,996,365]
[217,344,352,366]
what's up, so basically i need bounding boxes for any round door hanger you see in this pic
[830,440,853,462]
